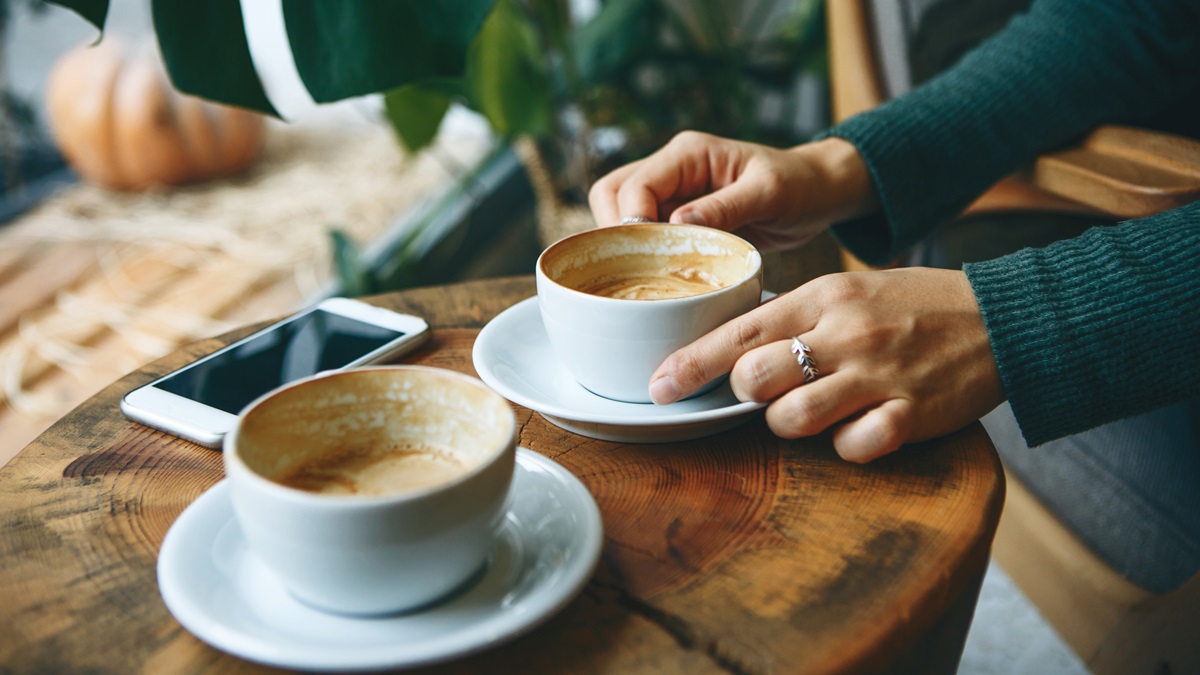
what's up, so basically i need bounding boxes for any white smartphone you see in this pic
[120,297,430,448]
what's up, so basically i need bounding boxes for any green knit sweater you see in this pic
[821,0,1200,446]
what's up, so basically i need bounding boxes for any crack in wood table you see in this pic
[0,276,1005,675]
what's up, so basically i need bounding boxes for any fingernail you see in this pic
[649,376,682,405]
[672,209,705,227]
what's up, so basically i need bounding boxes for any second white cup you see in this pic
[223,365,517,615]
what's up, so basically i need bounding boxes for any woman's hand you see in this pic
[649,268,1006,462]
[588,131,878,252]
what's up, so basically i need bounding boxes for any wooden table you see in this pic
[0,276,1005,675]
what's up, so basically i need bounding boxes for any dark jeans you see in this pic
[909,213,1200,593]
[981,399,1200,593]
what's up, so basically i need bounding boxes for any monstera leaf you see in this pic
[44,0,108,32]
[46,0,496,125]
[465,0,552,138]
[283,1,494,103]
[382,0,555,152]
[44,0,826,160]
[151,0,278,116]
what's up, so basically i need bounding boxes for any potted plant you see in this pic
[44,0,829,287]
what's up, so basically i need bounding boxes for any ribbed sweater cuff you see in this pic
[813,125,903,266]
[965,205,1200,445]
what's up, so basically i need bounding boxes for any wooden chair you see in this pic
[826,2,1200,673]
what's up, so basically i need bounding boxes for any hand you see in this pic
[648,268,1006,462]
[588,131,878,252]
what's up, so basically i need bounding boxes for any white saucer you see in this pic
[472,296,766,443]
[157,449,603,672]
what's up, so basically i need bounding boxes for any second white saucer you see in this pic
[472,296,765,443]
[157,449,603,672]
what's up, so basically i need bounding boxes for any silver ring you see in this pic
[619,216,652,225]
[791,337,820,383]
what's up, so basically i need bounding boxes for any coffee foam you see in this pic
[276,442,468,495]
[542,224,759,301]
[572,261,727,299]
[235,368,514,498]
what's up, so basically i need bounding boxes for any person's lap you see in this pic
[982,399,1200,592]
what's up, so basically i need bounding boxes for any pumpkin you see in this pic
[46,38,267,191]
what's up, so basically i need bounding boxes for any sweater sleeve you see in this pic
[819,0,1200,265]
[964,203,1200,446]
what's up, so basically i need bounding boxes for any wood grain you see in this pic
[825,0,885,124]
[1034,125,1200,218]
[0,276,1004,675]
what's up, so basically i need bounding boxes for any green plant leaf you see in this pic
[384,86,452,154]
[465,0,552,137]
[283,0,496,103]
[571,0,657,83]
[151,0,278,116]
[328,229,373,297]
[43,0,109,34]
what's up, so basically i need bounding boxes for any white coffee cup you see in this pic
[223,365,517,615]
[536,223,763,403]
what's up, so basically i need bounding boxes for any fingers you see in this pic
[588,160,643,227]
[668,163,780,232]
[647,284,926,464]
[831,398,916,463]
[615,166,674,226]
[763,372,881,439]
[649,294,820,404]
[729,338,825,403]
[759,378,917,464]
[726,329,919,463]
[724,330,915,461]
[613,136,712,225]
[651,265,996,464]
[589,131,735,228]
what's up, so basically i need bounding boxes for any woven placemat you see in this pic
[0,121,488,455]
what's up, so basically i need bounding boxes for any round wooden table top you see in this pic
[0,276,1004,675]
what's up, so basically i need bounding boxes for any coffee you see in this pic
[571,258,727,300]
[232,365,513,499]
[542,224,757,303]
[275,442,469,496]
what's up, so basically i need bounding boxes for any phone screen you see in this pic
[158,309,405,414]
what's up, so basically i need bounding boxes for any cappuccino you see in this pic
[570,259,727,300]
[542,224,757,303]
[275,442,469,496]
